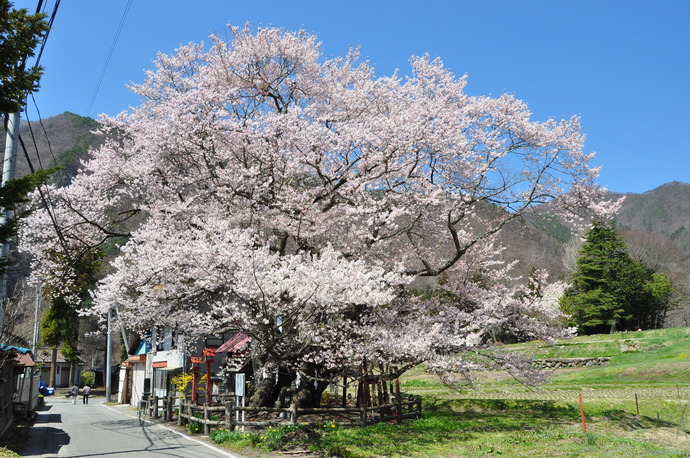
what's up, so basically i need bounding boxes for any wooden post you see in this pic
[291,403,298,425]
[178,398,184,426]
[360,406,366,426]
[635,393,640,416]
[153,395,159,419]
[342,374,347,408]
[162,396,168,421]
[225,401,232,429]
[380,364,389,403]
[167,395,173,421]
[204,405,210,436]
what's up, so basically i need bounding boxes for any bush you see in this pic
[209,425,302,451]
[209,428,251,444]
[80,371,95,387]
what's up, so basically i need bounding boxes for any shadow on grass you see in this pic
[602,408,677,429]
[314,398,581,456]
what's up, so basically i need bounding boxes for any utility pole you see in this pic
[26,281,41,414]
[106,307,112,402]
[0,111,20,330]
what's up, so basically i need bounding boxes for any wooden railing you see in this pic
[146,394,422,435]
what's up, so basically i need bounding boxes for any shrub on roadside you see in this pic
[80,371,95,387]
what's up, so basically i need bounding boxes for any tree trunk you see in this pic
[249,359,278,407]
[291,377,328,409]
[49,347,57,387]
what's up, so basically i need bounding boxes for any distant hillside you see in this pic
[1,111,101,183]
[614,181,690,251]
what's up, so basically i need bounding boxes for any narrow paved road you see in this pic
[22,395,242,457]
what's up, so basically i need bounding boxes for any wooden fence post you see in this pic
[162,396,168,421]
[178,398,184,426]
[225,402,232,429]
[153,395,159,419]
[204,405,210,436]
[291,404,298,425]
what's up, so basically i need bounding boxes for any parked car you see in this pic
[38,381,54,395]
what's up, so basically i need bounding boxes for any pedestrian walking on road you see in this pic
[82,384,91,404]
[70,384,79,405]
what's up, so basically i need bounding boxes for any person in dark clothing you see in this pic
[82,385,91,404]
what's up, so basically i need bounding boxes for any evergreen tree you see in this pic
[0,1,51,275]
[41,249,102,386]
[560,221,673,334]
[0,0,48,115]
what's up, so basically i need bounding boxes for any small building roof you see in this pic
[217,333,250,353]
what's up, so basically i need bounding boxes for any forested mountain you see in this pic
[3,113,689,326]
[1,111,101,183]
[614,182,690,251]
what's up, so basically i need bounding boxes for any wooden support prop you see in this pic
[291,403,298,425]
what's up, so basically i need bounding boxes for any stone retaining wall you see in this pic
[534,357,610,369]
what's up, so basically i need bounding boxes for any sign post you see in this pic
[235,373,245,430]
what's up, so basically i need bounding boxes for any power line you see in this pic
[33,0,60,66]
[86,0,133,117]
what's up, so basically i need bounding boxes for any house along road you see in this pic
[22,395,242,457]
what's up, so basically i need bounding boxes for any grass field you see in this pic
[213,327,690,457]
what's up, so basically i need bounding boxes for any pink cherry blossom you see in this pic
[19,25,618,404]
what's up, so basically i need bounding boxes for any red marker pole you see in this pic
[578,393,587,433]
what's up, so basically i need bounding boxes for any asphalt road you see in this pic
[22,395,243,457]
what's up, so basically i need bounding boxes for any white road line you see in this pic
[99,401,243,458]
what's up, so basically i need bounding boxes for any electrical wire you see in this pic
[86,0,133,117]
[12,0,74,263]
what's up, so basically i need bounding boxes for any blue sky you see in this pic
[14,0,690,194]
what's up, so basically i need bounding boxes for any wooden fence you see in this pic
[146,394,422,435]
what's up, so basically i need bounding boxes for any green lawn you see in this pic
[212,327,690,457]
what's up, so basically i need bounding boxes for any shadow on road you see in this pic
[34,413,62,424]
[20,426,70,456]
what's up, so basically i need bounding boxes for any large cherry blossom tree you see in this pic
[20,25,618,407]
